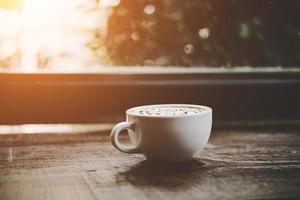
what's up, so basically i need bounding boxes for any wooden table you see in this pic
[0,128,300,200]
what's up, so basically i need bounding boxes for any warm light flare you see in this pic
[99,0,120,8]
[0,0,111,71]
[0,0,23,11]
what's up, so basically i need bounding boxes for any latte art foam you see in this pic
[130,106,206,116]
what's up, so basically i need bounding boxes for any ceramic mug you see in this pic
[110,104,212,162]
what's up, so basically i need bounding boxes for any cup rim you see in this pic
[126,104,212,118]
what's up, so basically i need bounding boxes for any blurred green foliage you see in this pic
[106,0,300,67]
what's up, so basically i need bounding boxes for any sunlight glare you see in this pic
[99,0,120,8]
[0,0,115,70]
[17,0,110,71]
[20,0,77,70]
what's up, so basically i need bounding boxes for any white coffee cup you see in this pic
[110,104,212,162]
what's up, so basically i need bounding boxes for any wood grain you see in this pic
[0,129,300,200]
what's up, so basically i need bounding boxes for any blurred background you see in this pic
[0,0,299,71]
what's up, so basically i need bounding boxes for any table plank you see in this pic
[0,130,300,200]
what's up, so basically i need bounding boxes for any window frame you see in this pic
[0,67,300,125]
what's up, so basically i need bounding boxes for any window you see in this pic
[0,0,299,125]
[0,0,299,70]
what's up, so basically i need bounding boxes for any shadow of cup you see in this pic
[117,159,209,190]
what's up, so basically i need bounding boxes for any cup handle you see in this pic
[110,121,141,154]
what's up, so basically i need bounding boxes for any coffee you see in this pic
[129,105,207,116]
